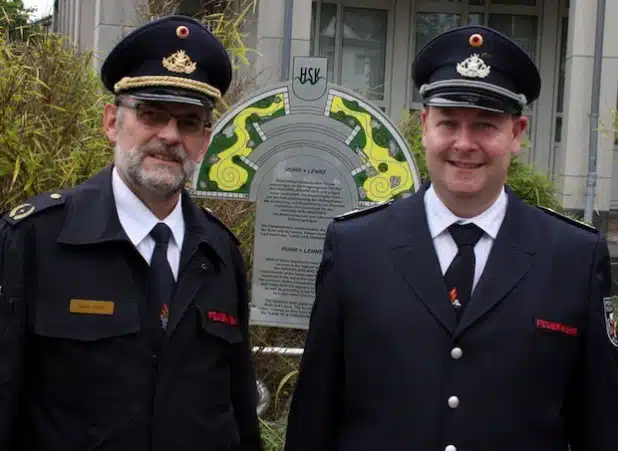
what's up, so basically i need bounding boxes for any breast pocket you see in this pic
[532,317,581,376]
[31,298,144,412]
[184,304,244,407]
[34,298,141,341]
[195,303,243,345]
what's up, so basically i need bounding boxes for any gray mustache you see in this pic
[141,141,186,163]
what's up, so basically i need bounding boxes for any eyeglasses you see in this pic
[116,99,212,135]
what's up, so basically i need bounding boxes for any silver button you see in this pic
[451,347,463,359]
[448,396,460,408]
[445,445,457,451]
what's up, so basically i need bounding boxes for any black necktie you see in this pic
[150,223,175,331]
[444,223,484,315]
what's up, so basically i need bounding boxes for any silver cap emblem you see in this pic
[456,54,491,79]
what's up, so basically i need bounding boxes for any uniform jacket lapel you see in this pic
[389,185,539,337]
[57,164,131,246]
[455,189,538,337]
[56,165,153,354]
[390,185,458,334]
[165,193,227,337]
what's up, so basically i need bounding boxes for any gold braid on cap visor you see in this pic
[114,75,222,101]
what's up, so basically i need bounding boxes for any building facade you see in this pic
[54,0,618,235]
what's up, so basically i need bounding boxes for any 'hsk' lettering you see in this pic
[295,67,325,86]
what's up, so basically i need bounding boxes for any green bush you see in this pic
[0,31,112,210]
[399,110,560,210]
[260,421,287,451]
[0,0,261,212]
[0,2,36,39]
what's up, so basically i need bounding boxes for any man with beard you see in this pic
[285,25,618,451]
[0,15,263,451]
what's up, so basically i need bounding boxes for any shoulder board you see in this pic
[201,207,240,245]
[334,200,393,221]
[537,206,597,233]
[2,191,66,226]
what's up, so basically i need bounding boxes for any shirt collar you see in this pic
[112,166,184,248]
[424,184,507,240]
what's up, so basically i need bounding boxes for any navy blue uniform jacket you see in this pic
[285,186,618,451]
[0,166,263,451]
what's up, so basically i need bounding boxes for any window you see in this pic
[311,2,338,83]
[488,14,537,60]
[177,0,228,16]
[415,13,462,51]
[411,0,541,106]
[412,12,462,102]
[310,1,391,106]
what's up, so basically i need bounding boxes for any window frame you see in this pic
[552,1,569,148]
[552,16,568,145]
[310,0,395,111]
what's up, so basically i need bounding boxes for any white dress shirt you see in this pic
[424,185,507,291]
[112,167,185,280]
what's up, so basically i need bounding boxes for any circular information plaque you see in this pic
[190,56,421,329]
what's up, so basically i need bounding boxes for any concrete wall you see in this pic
[78,0,96,58]
[55,0,145,67]
[92,0,147,69]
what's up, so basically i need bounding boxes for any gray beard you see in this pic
[114,140,197,200]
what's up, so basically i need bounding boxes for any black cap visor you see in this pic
[125,87,215,108]
[422,89,523,115]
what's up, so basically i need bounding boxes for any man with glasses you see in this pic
[0,15,263,451]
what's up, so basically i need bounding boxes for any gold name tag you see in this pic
[70,299,115,315]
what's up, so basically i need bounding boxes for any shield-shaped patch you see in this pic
[603,297,618,347]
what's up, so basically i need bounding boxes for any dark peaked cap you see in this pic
[101,15,232,107]
[412,25,541,114]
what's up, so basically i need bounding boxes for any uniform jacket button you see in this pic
[451,347,463,359]
[448,396,460,408]
[445,445,457,451]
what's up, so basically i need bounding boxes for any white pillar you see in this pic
[73,0,81,48]
[389,0,412,124]
[254,0,312,88]
[558,0,618,230]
